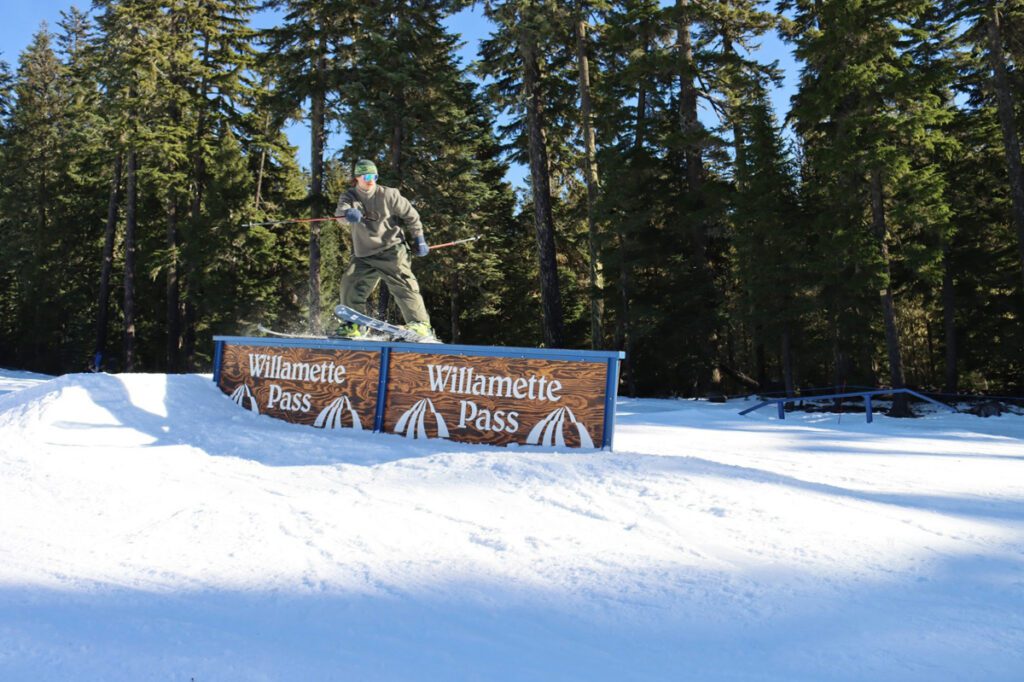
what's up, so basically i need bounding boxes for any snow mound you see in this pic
[0,372,1022,681]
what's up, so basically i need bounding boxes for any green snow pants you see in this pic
[339,243,430,326]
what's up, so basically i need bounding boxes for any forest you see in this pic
[0,0,1021,400]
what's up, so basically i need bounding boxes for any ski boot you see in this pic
[330,322,367,340]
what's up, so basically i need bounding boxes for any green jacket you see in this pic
[334,185,423,258]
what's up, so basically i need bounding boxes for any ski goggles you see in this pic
[360,173,378,182]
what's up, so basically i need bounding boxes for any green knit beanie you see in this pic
[354,159,378,177]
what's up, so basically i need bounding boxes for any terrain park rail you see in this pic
[738,388,957,423]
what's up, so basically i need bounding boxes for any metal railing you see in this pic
[738,388,958,423]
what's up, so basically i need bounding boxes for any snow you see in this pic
[0,370,1022,681]
[0,367,52,397]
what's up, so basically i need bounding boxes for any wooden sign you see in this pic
[384,352,607,447]
[218,343,379,430]
[214,337,624,449]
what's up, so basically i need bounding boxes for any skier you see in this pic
[333,159,436,341]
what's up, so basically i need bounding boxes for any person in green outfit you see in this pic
[333,159,436,340]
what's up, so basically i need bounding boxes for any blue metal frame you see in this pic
[374,347,391,432]
[212,335,626,450]
[212,340,225,388]
[739,388,957,423]
[213,335,388,353]
[213,335,625,363]
[602,357,621,450]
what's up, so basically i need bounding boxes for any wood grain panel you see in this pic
[218,344,379,430]
[383,352,608,447]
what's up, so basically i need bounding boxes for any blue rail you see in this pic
[738,388,958,423]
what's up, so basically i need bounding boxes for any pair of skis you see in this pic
[257,305,440,344]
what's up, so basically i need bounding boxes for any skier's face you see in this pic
[356,173,377,191]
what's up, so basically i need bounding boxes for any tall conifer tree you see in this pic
[262,0,359,333]
[0,27,66,370]
[481,0,569,347]
[787,0,954,412]
[340,0,515,343]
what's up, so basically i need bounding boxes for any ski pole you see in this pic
[429,235,481,251]
[242,217,340,228]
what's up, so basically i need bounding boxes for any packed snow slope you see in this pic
[1,371,1022,681]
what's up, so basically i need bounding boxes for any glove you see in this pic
[413,235,429,257]
[344,208,362,224]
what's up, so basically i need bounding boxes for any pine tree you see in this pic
[0,56,14,362]
[0,27,66,371]
[338,0,515,343]
[591,0,666,393]
[941,0,1024,391]
[731,90,807,395]
[786,0,955,412]
[946,0,1024,294]
[588,0,777,394]
[92,0,167,370]
[262,0,359,334]
[573,0,606,348]
[0,58,11,124]
[178,0,260,368]
[54,9,116,371]
[481,0,570,347]
[944,105,1024,389]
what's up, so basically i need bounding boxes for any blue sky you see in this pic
[1,2,799,187]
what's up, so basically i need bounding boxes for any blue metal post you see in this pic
[777,400,786,420]
[212,340,225,388]
[373,347,391,432]
[602,357,622,450]
[865,395,873,423]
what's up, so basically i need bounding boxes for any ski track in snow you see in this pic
[0,371,1022,680]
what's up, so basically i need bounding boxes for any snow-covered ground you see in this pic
[0,368,52,397]
[0,369,1021,681]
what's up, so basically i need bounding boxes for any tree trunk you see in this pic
[870,168,910,416]
[985,3,1024,292]
[450,276,461,344]
[677,1,702,210]
[254,110,272,210]
[185,145,205,371]
[722,33,746,189]
[942,244,958,393]
[831,309,852,387]
[781,328,795,397]
[677,0,721,395]
[616,27,650,397]
[30,159,49,370]
[575,1,603,349]
[520,22,564,348]
[183,300,197,372]
[94,154,122,371]
[377,102,406,323]
[254,149,267,210]
[183,34,211,363]
[166,200,181,372]
[124,149,138,372]
[755,335,767,388]
[308,38,327,335]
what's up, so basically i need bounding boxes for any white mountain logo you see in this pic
[314,396,363,431]
[395,398,449,440]
[526,406,594,448]
[229,384,259,415]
